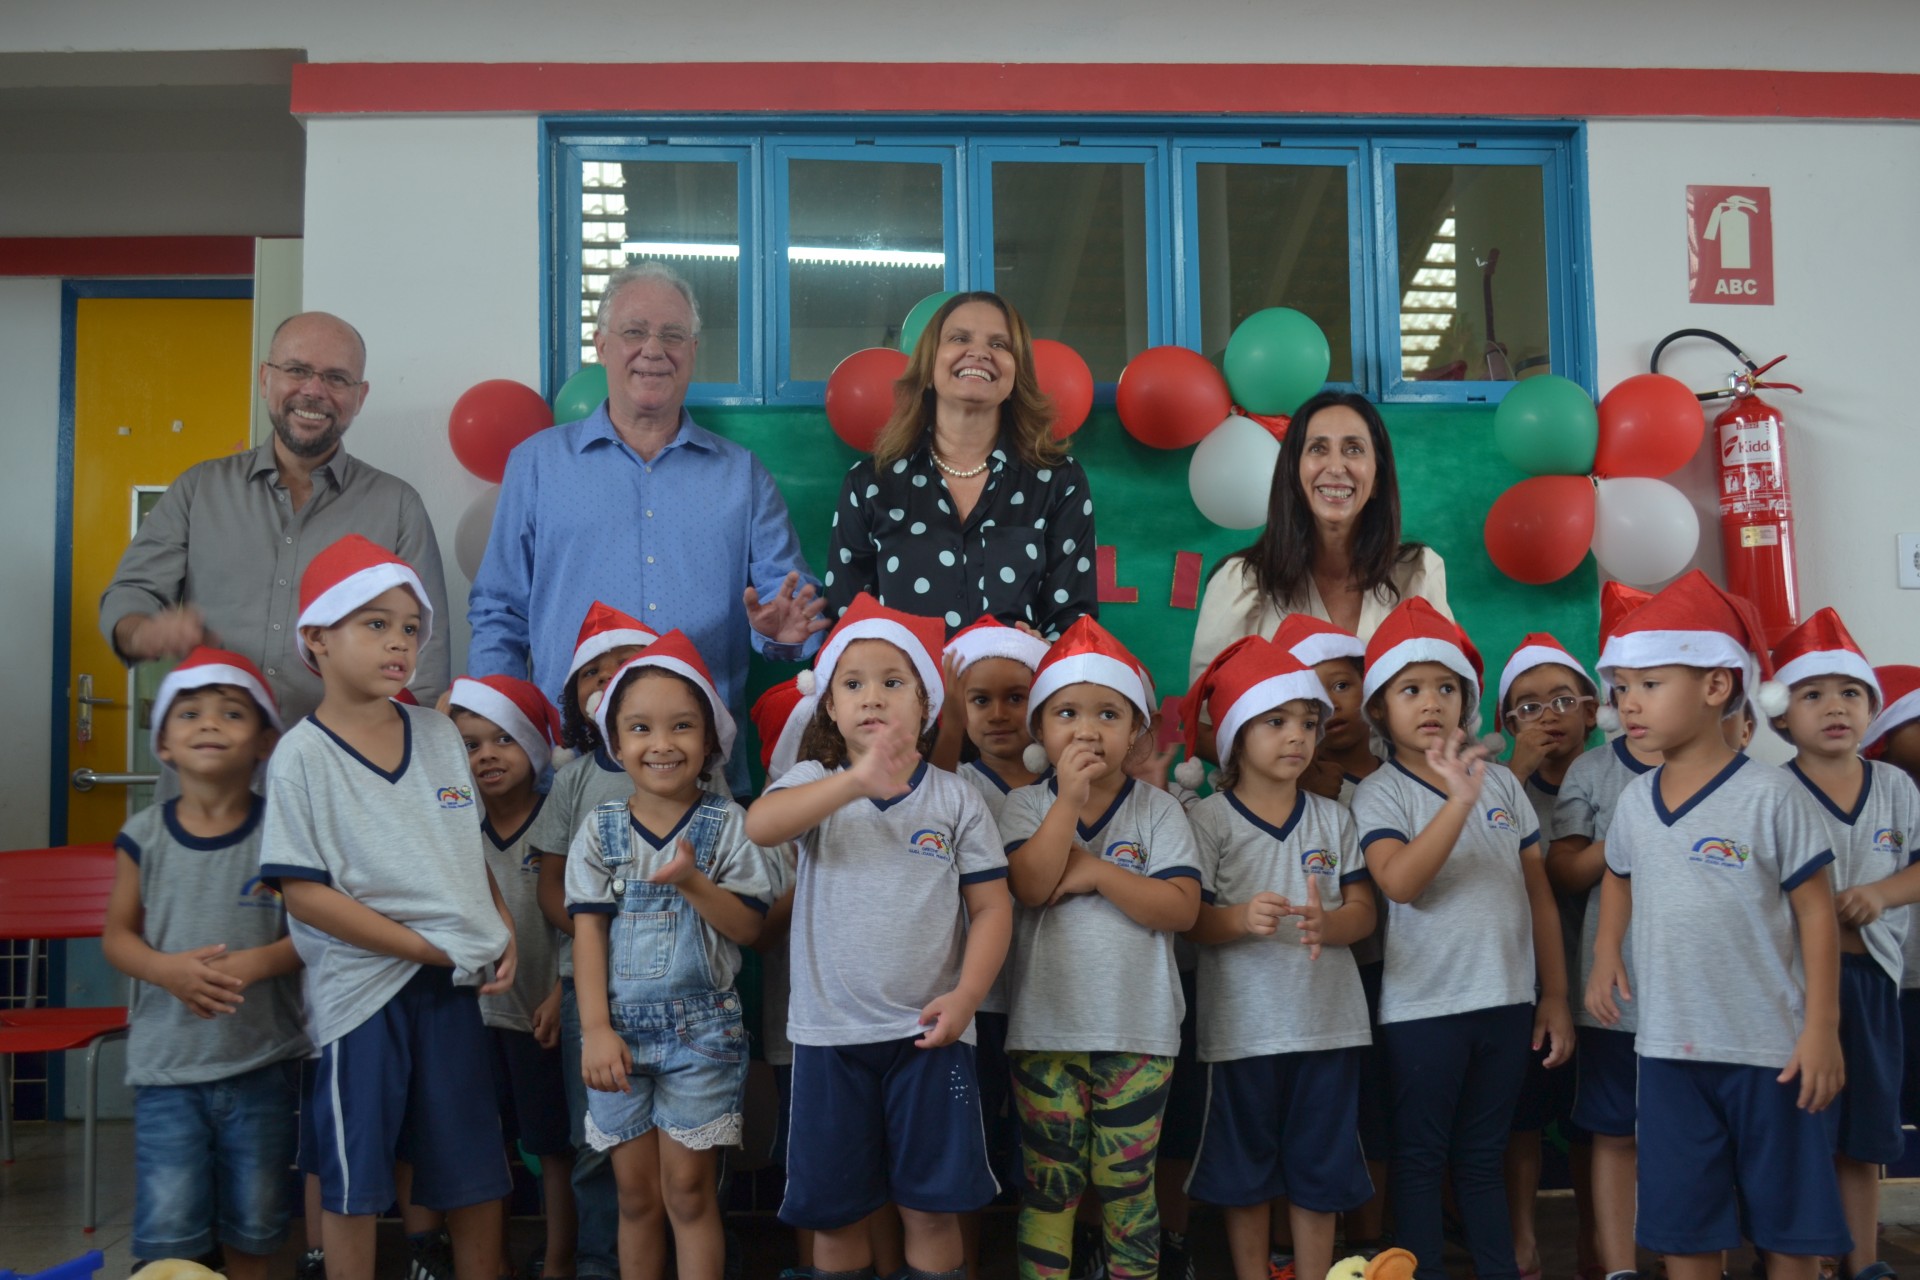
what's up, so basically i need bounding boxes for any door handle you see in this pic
[71,769,160,793]
[75,673,119,744]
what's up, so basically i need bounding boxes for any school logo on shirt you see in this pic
[520,850,543,874]
[1874,828,1904,858]
[1300,848,1338,876]
[1103,840,1147,870]
[237,876,282,909]
[437,784,475,809]
[908,829,952,863]
[1688,836,1751,869]
[1484,807,1516,832]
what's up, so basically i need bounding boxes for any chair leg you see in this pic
[84,1041,101,1233]
[1,1052,12,1163]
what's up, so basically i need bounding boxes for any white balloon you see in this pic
[454,487,501,581]
[1188,415,1281,530]
[1591,477,1699,585]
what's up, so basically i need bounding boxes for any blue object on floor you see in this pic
[0,1250,104,1280]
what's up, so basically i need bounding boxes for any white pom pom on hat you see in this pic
[1023,742,1051,774]
[1172,755,1207,789]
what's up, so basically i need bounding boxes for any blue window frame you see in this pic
[542,118,1590,408]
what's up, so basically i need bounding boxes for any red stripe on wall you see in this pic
[290,61,1920,121]
[0,237,257,278]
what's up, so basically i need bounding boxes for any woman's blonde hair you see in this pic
[871,291,1067,472]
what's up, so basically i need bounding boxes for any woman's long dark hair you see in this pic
[1226,390,1424,609]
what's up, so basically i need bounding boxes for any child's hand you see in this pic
[1125,730,1177,793]
[1240,891,1291,937]
[206,946,261,992]
[1835,884,1887,927]
[532,983,563,1050]
[1583,950,1632,1026]
[1047,845,1107,906]
[1288,877,1328,959]
[650,838,699,887]
[1054,741,1104,808]
[1506,721,1556,782]
[155,943,246,1018]
[582,1026,632,1094]
[1780,1027,1845,1112]
[1533,994,1575,1068]
[846,723,921,801]
[941,651,966,717]
[479,934,518,996]
[1426,729,1490,807]
[915,987,981,1049]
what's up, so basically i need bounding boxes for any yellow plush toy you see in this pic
[1327,1248,1418,1280]
[128,1262,222,1280]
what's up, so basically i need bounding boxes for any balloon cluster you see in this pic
[1116,308,1331,529]
[821,292,1095,452]
[1484,373,1705,586]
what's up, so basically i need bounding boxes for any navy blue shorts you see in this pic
[780,1038,999,1230]
[1187,1048,1373,1213]
[490,1027,574,1158]
[1635,1056,1850,1257]
[1355,960,1392,1160]
[1160,969,1205,1163]
[308,967,513,1215]
[1902,989,1920,1128]
[1571,1027,1636,1138]
[1834,954,1905,1164]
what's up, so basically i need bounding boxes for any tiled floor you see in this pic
[7,1120,1920,1278]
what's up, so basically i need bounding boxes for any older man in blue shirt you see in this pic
[468,262,826,796]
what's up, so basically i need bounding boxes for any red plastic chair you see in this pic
[0,844,129,1232]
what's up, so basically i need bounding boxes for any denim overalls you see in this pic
[581,793,749,1152]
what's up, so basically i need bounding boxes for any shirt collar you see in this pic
[247,438,350,492]
[573,403,714,459]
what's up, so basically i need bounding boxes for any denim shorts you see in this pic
[134,1058,302,1261]
[584,990,748,1152]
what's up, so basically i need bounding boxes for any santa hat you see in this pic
[1271,613,1366,670]
[1363,597,1485,730]
[1770,608,1881,715]
[151,646,282,758]
[1023,616,1153,772]
[593,629,738,762]
[750,676,816,786]
[796,593,947,730]
[1596,569,1788,718]
[1175,635,1331,787]
[565,602,660,694]
[1497,632,1599,712]
[296,535,433,671]
[1864,665,1920,758]
[448,675,563,775]
[1592,583,1653,731]
[945,616,1050,676]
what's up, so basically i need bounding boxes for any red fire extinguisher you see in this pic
[1650,330,1805,647]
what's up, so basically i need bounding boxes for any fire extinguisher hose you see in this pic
[1649,329,1802,401]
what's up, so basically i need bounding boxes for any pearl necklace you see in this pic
[930,448,990,479]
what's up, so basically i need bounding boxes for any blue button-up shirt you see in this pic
[467,404,820,793]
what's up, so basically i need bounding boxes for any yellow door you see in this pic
[65,295,254,843]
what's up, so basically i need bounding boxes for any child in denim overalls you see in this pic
[566,632,790,1280]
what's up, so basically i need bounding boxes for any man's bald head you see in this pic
[269,312,367,377]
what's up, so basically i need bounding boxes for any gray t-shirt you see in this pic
[1189,790,1371,1061]
[1526,769,1586,1007]
[564,797,789,992]
[1787,759,1920,988]
[959,759,1031,1015]
[1352,759,1540,1025]
[768,760,1007,1047]
[117,798,310,1087]
[479,795,557,1033]
[1555,737,1655,1033]
[259,704,511,1046]
[998,778,1201,1056]
[1607,755,1834,1070]
[530,746,636,978]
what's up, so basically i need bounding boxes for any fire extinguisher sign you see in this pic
[1688,185,1774,305]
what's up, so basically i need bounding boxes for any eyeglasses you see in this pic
[613,324,694,350]
[264,361,363,392]
[1507,694,1595,723]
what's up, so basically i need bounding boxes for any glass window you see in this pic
[785,157,945,382]
[1392,163,1549,383]
[989,160,1149,382]
[1194,161,1353,382]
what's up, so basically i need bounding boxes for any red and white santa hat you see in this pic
[750,676,816,785]
[945,615,1050,676]
[565,601,660,693]
[1022,616,1155,773]
[151,646,282,758]
[449,675,564,775]
[593,629,738,761]
[1864,665,1920,758]
[1497,632,1598,711]
[1770,607,1881,715]
[1271,613,1366,669]
[1591,582,1653,730]
[796,593,948,729]
[1362,597,1485,729]
[1595,569,1788,718]
[1178,635,1332,784]
[296,534,433,672]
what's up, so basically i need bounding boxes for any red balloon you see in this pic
[1116,346,1231,449]
[1595,373,1706,479]
[824,347,909,452]
[449,380,554,483]
[1484,475,1596,585]
[1031,339,1094,440]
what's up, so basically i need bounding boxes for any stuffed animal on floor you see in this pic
[128,1262,221,1280]
[1328,1247,1418,1280]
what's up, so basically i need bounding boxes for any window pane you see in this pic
[991,161,1147,381]
[1393,164,1548,382]
[1195,162,1352,382]
[786,158,945,382]
[580,158,739,384]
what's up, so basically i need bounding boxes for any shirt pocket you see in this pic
[612,907,675,981]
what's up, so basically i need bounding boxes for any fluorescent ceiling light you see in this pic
[621,241,944,268]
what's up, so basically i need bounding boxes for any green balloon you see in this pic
[1222,308,1331,415]
[899,291,956,354]
[1493,375,1598,475]
[553,363,608,425]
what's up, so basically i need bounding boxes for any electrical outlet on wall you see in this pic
[1901,534,1920,590]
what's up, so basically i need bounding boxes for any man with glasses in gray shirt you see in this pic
[101,311,452,724]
